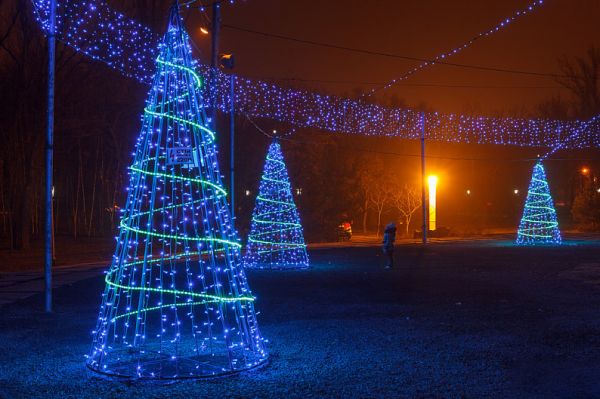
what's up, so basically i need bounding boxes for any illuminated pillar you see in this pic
[428,175,438,231]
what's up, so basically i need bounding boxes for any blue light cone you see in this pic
[516,161,562,245]
[87,7,267,379]
[244,140,309,269]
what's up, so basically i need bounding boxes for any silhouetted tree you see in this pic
[392,184,421,237]
[572,179,600,230]
[557,46,600,119]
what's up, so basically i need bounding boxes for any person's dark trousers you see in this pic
[385,250,393,268]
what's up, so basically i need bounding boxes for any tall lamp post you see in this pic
[45,0,57,313]
[220,54,235,226]
[209,1,220,132]
[420,112,427,244]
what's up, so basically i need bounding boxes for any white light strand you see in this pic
[364,0,545,97]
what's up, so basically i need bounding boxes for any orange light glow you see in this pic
[199,27,209,35]
[428,175,438,231]
[581,167,590,175]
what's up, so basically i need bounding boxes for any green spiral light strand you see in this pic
[244,141,309,269]
[88,9,268,380]
[516,162,562,245]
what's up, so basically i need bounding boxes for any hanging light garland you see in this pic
[363,0,546,97]
[31,0,599,149]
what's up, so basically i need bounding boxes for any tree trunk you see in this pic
[73,162,80,240]
[88,137,100,236]
[376,206,383,238]
[362,198,368,233]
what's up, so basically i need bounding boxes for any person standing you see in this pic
[382,222,397,269]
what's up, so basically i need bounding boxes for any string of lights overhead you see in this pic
[31,0,600,150]
[362,0,546,97]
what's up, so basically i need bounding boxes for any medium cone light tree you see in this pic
[87,7,268,379]
[244,140,309,269]
[516,161,562,245]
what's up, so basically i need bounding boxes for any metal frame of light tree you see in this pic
[244,140,309,269]
[516,161,562,245]
[86,6,268,379]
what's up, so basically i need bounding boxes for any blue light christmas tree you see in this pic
[87,7,267,379]
[516,161,562,245]
[244,140,309,269]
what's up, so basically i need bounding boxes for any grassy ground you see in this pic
[1,241,600,398]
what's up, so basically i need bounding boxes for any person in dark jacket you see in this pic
[382,222,397,269]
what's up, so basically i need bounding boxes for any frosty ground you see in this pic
[1,240,600,398]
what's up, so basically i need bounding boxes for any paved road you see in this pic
[0,262,107,306]
[0,232,594,306]
[2,242,600,397]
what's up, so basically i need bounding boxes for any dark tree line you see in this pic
[1,0,599,252]
[0,0,169,249]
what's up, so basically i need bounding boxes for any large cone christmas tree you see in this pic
[87,8,268,379]
[516,161,562,245]
[244,140,309,269]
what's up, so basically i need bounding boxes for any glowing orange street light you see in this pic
[428,175,438,231]
[199,27,209,35]
[581,167,590,175]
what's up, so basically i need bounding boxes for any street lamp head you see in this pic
[581,167,590,175]
[427,175,438,186]
[199,27,209,35]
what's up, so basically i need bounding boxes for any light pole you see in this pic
[420,112,427,244]
[209,1,220,132]
[220,54,235,225]
[45,0,57,313]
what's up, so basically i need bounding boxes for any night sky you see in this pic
[171,0,600,231]
[187,0,600,115]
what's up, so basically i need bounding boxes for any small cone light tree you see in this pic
[244,140,309,269]
[516,161,562,245]
[87,7,268,379]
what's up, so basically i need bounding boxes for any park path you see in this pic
[0,262,107,306]
[0,235,509,306]
[3,232,589,306]
[0,235,496,306]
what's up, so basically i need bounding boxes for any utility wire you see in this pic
[255,76,563,90]
[180,0,235,9]
[222,23,568,80]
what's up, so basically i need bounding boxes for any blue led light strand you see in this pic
[32,0,161,84]
[364,0,545,97]
[516,161,561,245]
[541,113,600,160]
[30,0,600,147]
[87,7,267,379]
[207,66,599,148]
[244,140,309,269]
